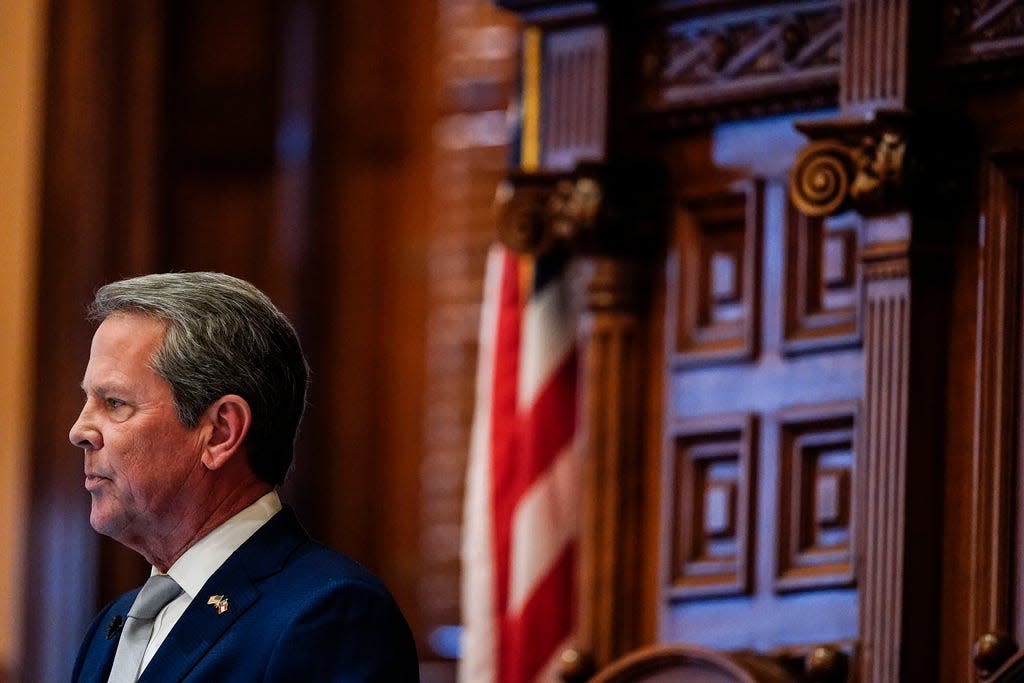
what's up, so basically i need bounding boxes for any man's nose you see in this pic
[69,405,101,451]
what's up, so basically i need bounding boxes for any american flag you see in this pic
[460,243,581,682]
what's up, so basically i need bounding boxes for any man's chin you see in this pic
[88,507,124,540]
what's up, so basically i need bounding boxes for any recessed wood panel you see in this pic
[665,414,756,600]
[782,202,861,354]
[774,402,857,592]
[674,183,761,365]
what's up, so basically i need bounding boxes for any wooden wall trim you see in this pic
[969,158,1024,657]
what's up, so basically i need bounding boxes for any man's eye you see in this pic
[106,398,126,410]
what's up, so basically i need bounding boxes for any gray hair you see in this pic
[88,272,309,485]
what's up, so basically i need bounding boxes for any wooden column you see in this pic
[789,2,954,681]
[574,256,650,673]
[792,123,955,683]
[493,1,664,676]
[496,161,666,680]
[859,215,949,682]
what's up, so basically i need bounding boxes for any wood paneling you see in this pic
[25,3,166,680]
[782,207,861,354]
[674,184,761,365]
[309,0,435,661]
[949,151,1024,683]
[774,402,856,593]
[665,414,756,600]
[975,156,1024,647]
[661,134,861,655]
[0,0,44,675]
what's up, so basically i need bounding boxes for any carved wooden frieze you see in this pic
[674,182,761,365]
[665,414,756,601]
[941,0,1024,77]
[774,402,857,593]
[638,1,842,127]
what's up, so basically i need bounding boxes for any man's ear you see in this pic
[200,395,252,470]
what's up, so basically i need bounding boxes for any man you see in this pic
[69,272,419,682]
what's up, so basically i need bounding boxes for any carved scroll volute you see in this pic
[790,140,856,217]
[494,171,567,255]
[495,161,667,258]
[493,171,604,257]
[789,110,910,219]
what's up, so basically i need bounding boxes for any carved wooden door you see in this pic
[657,117,860,658]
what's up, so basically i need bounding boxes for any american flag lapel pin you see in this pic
[207,594,229,615]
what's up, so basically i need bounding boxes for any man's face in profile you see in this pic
[69,313,206,551]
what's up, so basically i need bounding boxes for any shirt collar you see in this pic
[156,490,282,599]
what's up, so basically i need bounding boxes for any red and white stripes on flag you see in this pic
[460,244,581,683]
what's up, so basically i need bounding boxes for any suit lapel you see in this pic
[138,561,258,683]
[78,592,139,683]
[137,507,308,683]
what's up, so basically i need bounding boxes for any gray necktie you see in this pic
[107,574,183,683]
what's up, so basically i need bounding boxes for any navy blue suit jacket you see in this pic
[71,507,420,682]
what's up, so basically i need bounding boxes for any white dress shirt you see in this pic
[118,491,282,677]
